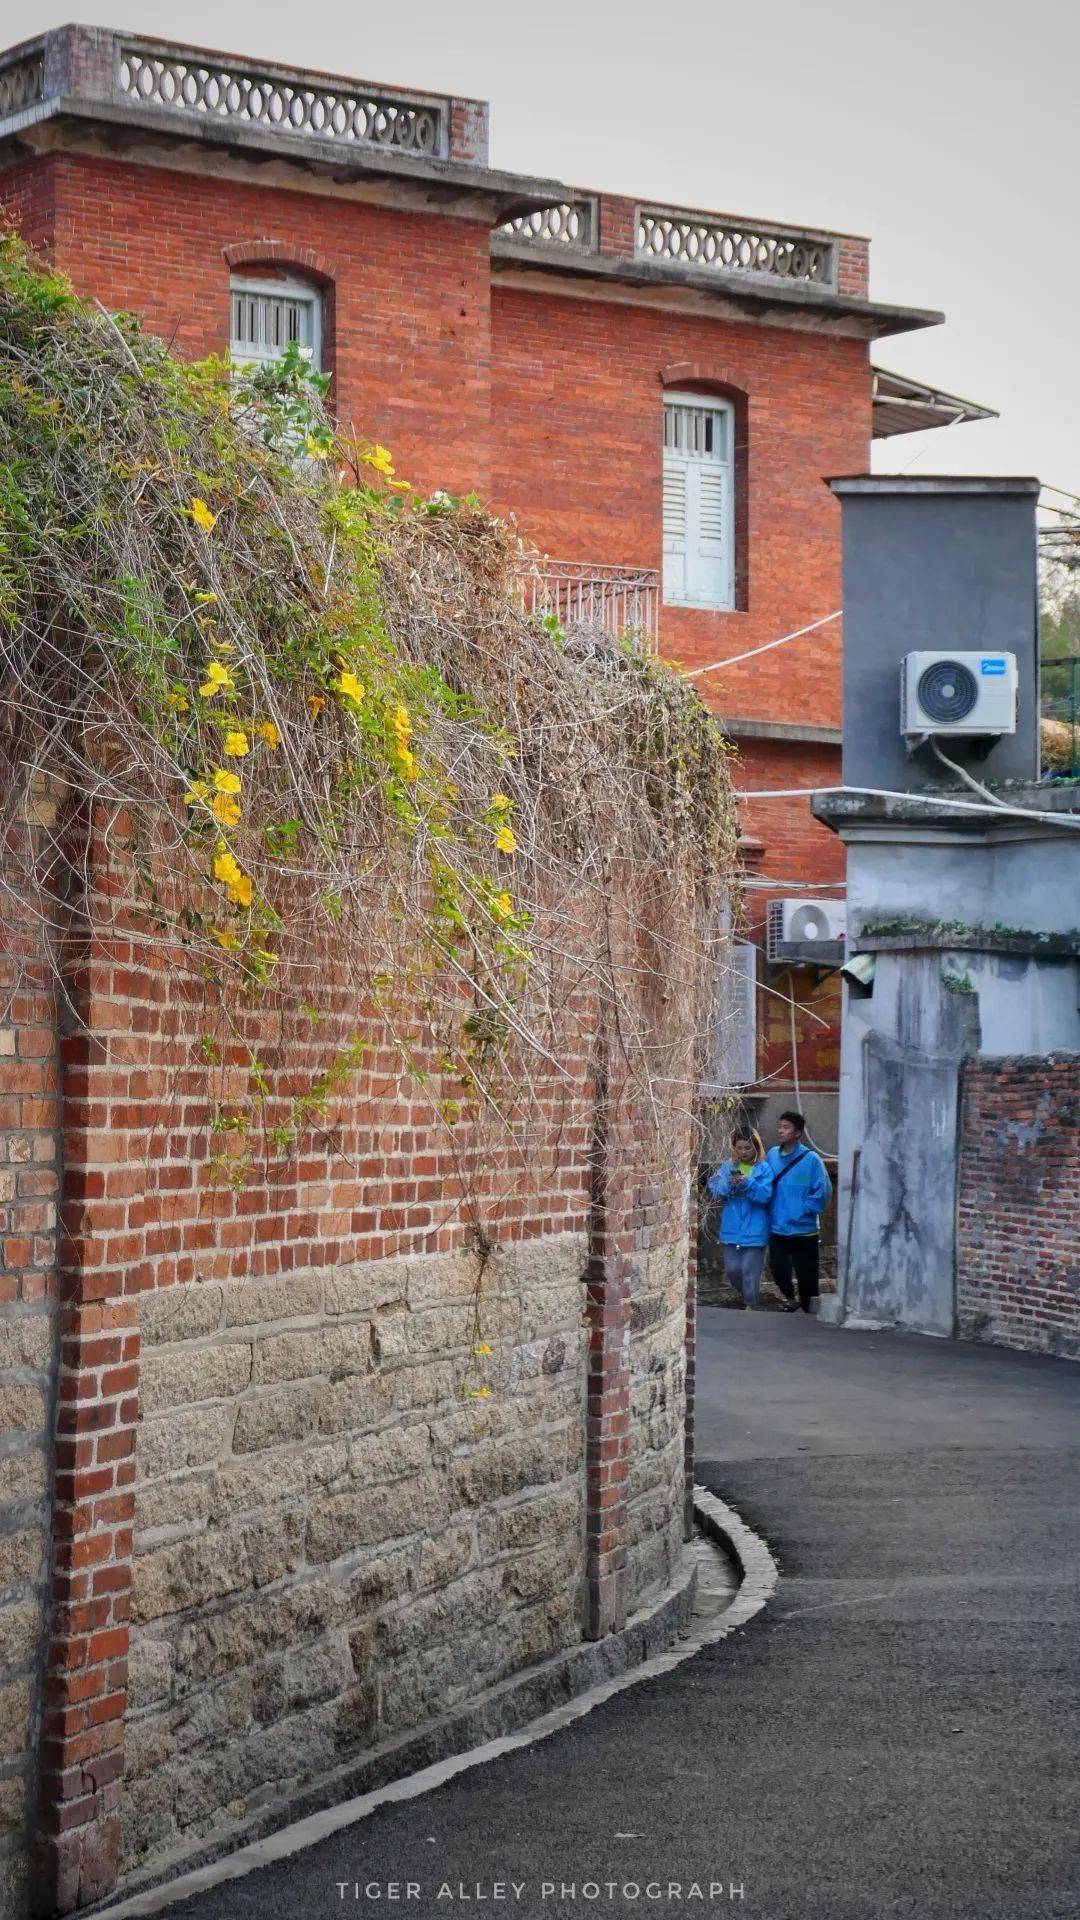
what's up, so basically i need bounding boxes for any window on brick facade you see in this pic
[229,274,322,371]
[663,392,735,610]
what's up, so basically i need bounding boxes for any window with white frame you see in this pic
[662,392,735,609]
[229,274,322,372]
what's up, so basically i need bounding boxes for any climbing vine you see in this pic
[0,237,738,1361]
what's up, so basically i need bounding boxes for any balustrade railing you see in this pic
[637,208,837,290]
[117,45,445,154]
[521,559,659,653]
[0,48,44,118]
[498,200,595,251]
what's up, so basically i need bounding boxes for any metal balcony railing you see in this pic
[520,559,659,653]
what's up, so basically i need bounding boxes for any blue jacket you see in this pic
[766,1144,832,1236]
[706,1160,775,1247]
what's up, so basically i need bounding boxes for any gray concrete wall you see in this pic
[830,478,1040,795]
[834,807,1080,1336]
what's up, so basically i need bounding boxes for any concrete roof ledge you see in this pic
[811,782,1080,837]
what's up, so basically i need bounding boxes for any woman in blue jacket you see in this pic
[707,1132,775,1309]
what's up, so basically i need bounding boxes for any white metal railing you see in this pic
[521,559,659,653]
[637,208,837,290]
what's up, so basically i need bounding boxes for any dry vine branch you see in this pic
[0,234,739,1253]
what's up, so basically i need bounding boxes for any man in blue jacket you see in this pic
[766,1111,833,1314]
[707,1133,775,1309]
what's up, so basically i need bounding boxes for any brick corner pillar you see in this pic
[32,989,138,1916]
[583,1046,631,1640]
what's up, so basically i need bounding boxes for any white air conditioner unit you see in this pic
[901,650,1018,738]
[767,898,846,963]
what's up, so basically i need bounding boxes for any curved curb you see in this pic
[89,1492,777,1919]
[691,1483,781,1640]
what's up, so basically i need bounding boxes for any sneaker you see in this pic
[781,1301,800,1314]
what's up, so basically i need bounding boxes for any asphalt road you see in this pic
[158,1314,1080,1920]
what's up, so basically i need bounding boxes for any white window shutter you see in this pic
[693,464,732,604]
[662,457,688,604]
[662,394,734,609]
[229,276,323,372]
[704,940,757,1090]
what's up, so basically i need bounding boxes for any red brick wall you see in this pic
[3,154,494,497]
[2,151,859,1106]
[0,154,58,257]
[733,738,845,1092]
[957,1054,1080,1359]
[490,282,869,728]
[4,817,696,1905]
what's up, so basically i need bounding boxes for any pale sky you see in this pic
[17,0,1079,497]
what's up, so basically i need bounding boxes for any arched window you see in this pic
[229,272,322,372]
[662,391,735,609]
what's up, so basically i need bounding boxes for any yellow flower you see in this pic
[308,694,326,718]
[366,444,395,477]
[334,671,366,705]
[392,705,411,739]
[305,436,329,459]
[389,478,412,492]
[256,720,281,750]
[183,779,209,806]
[212,793,241,826]
[213,927,241,950]
[213,769,241,794]
[495,824,517,855]
[198,660,233,699]
[492,891,513,921]
[473,1342,492,1357]
[214,847,254,910]
[222,731,249,759]
[490,792,511,812]
[166,690,190,713]
[190,496,217,533]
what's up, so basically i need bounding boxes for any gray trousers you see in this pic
[722,1243,767,1306]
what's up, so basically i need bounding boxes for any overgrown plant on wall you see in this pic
[0,235,737,1308]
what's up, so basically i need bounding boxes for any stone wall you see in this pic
[957,1054,1080,1360]
[124,1234,589,1876]
[0,906,61,1917]
[627,1240,690,1609]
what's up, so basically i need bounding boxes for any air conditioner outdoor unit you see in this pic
[767,898,846,965]
[901,650,1018,738]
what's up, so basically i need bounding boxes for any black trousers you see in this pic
[769,1233,820,1312]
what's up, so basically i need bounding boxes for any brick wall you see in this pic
[490,283,869,727]
[956,1054,1080,1359]
[3,155,494,499]
[734,739,846,1094]
[0,814,696,1910]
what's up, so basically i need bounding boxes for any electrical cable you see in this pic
[685,610,841,679]
[781,968,839,1162]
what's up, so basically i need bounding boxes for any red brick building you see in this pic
[0,24,989,1144]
